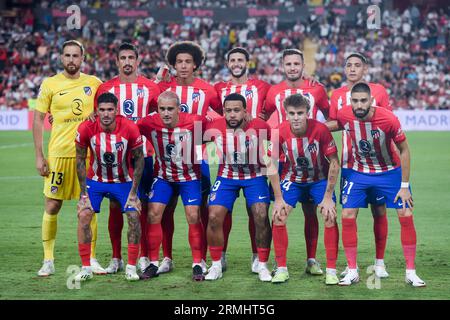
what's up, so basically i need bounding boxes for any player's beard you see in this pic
[227,118,244,129]
[285,72,302,82]
[123,65,134,76]
[64,63,80,75]
[230,66,247,79]
[353,107,370,119]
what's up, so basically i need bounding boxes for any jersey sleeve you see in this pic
[391,115,406,144]
[127,121,144,150]
[208,86,222,113]
[137,118,149,138]
[377,86,392,111]
[329,90,339,120]
[75,121,90,148]
[263,87,276,117]
[93,83,110,111]
[319,124,338,157]
[147,82,161,114]
[316,85,330,118]
[35,78,53,113]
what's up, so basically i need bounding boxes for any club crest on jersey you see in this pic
[136,88,144,98]
[51,186,58,194]
[123,99,135,116]
[307,143,318,153]
[180,104,189,113]
[359,139,372,154]
[115,142,124,152]
[296,156,309,170]
[245,89,253,99]
[84,86,92,96]
[371,129,380,139]
[192,92,200,102]
[103,152,115,165]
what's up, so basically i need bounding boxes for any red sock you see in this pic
[139,202,148,258]
[200,204,209,261]
[272,224,288,267]
[257,247,270,263]
[373,214,388,260]
[209,245,223,262]
[324,225,339,269]
[188,223,203,264]
[108,206,123,259]
[161,206,175,259]
[304,211,319,260]
[248,212,257,254]
[78,243,91,267]
[342,218,358,269]
[127,244,139,266]
[399,216,417,270]
[147,223,162,262]
[222,213,232,252]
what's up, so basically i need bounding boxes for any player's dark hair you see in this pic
[226,47,250,62]
[97,92,118,107]
[166,41,205,71]
[283,94,310,112]
[351,82,371,96]
[224,93,247,109]
[62,40,84,56]
[345,52,368,64]
[117,42,139,59]
[282,48,304,62]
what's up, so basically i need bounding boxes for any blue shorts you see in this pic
[208,176,270,212]
[148,177,202,206]
[201,160,211,196]
[281,179,335,208]
[138,156,154,202]
[87,179,136,213]
[341,167,412,209]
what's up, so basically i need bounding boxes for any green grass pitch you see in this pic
[0,131,449,300]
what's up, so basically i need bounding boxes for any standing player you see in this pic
[331,83,425,287]
[203,93,273,281]
[74,92,144,281]
[137,91,208,281]
[94,43,160,274]
[156,41,222,274]
[270,94,340,285]
[214,47,271,273]
[264,49,331,275]
[327,52,392,278]
[33,40,104,276]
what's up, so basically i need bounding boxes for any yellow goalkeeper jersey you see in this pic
[35,72,102,158]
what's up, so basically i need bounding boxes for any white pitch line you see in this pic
[0,143,34,149]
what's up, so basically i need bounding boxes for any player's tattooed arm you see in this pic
[319,153,340,222]
[75,144,88,195]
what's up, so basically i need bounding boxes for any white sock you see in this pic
[406,269,416,275]
[326,268,336,275]
[277,266,288,272]
[375,259,385,266]
[307,258,316,264]
[212,260,222,268]
[259,262,268,269]
[192,262,202,268]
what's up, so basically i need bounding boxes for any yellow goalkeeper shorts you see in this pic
[43,157,80,200]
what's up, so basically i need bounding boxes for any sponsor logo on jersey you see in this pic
[115,142,124,152]
[296,156,309,170]
[358,139,372,155]
[180,103,189,113]
[164,143,176,161]
[123,99,135,116]
[103,152,116,165]
[71,99,83,116]
[84,86,92,96]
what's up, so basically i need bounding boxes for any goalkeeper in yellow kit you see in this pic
[33,40,104,276]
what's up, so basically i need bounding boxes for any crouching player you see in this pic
[203,93,279,282]
[271,94,341,285]
[74,92,144,282]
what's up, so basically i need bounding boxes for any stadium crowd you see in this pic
[0,2,448,111]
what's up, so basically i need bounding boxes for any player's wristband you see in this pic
[401,182,409,188]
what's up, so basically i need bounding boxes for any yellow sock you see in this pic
[90,213,98,259]
[42,212,58,260]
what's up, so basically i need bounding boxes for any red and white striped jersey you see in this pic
[330,82,392,169]
[265,79,330,127]
[158,77,222,116]
[205,118,271,180]
[95,76,160,157]
[138,112,207,182]
[76,116,143,183]
[336,106,405,173]
[214,78,270,119]
[271,119,337,184]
